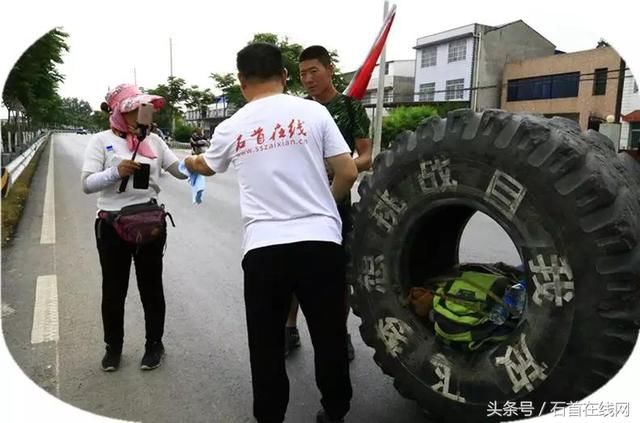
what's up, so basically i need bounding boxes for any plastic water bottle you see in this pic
[503,281,527,318]
[489,303,509,325]
[489,280,527,325]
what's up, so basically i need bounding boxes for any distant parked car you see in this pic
[76,128,88,135]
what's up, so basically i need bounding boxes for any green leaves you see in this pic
[210,33,346,108]
[2,28,70,126]
[381,106,439,149]
[210,73,245,109]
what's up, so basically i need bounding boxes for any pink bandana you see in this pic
[105,84,166,159]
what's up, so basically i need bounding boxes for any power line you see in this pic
[357,68,637,103]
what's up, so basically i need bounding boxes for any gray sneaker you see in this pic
[101,345,121,372]
[140,341,164,370]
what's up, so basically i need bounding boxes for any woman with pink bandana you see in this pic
[81,84,187,372]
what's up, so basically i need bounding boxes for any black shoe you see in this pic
[346,333,355,362]
[140,341,164,370]
[284,326,301,357]
[316,409,344,423]
[101,345,121,372]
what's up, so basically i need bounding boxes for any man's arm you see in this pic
[184,154,216,176]
[353,138,372,172]
[349,99,372,172]
[326,153,358,201]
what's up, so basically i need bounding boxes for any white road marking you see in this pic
[40,138,56,244]
[30,275,59,344]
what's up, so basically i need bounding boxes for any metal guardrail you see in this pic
[1,132,49,197]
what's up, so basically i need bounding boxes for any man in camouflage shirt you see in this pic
[284,45,372,365]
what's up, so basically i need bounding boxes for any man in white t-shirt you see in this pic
[184,43,357,423]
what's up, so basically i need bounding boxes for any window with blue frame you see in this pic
[507,72,580,102]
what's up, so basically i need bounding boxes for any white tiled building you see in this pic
[413,21,556,110]
[414,24,482,103]
[621,71,640,149]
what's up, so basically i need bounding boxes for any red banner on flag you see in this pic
[344,4,397,100]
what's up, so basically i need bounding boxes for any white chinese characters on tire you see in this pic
[495,333,548,394]
[529,254,575,307]
[418,158,458,193]
[359,255,386,293]
[430,354,466,403]
[484,169,526,220]
[376,317,412,358]
[371,190,407,233]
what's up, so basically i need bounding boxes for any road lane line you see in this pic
[30,275,59,344]
[40,138,56,244]
[55,343,60,398]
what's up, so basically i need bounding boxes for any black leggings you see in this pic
[94,218,166,349]
[243,241,352,423]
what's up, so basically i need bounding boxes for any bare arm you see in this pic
[354,138,373,172]
[165,160,188,180]
[326,153,358,201]
[184,154,216,176]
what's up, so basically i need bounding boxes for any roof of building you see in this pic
[484,19,555,47]
[414,19,555,50]
[505,45,621,66]
[623,110,640,122]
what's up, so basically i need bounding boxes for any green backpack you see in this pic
[432,265,518,351]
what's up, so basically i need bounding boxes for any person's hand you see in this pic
[117,159,140,177]
[184,155,197,173]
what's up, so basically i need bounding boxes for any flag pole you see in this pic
[372,0,389,159]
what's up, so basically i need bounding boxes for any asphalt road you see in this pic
[1,133,520,423]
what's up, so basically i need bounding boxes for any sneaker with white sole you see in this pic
[101,345,121,372]
[140,341,164,370]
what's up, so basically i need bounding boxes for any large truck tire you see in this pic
[347,110,640,422]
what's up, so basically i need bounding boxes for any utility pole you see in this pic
[169,37,174,77]
[133,66,137,86]
[169,37,175,135]
[372,0,389,159]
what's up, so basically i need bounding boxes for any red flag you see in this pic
[344,4,397,100]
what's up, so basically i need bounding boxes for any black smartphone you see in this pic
[133,163,150,189]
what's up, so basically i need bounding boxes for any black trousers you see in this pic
[94,218,167,349]
[242,241,353,423]
[337,198,353,242]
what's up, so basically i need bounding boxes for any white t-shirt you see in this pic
[82,130,179,211]
[203,93,351,255]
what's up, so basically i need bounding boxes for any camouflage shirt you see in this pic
[321,93,371,153]
[315,93,370,209]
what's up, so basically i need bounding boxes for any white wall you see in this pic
[620,71,640,148]
[390,60,416,77]
[621,71,640,115]
[414,37,474,102]
[366,60,416,90]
